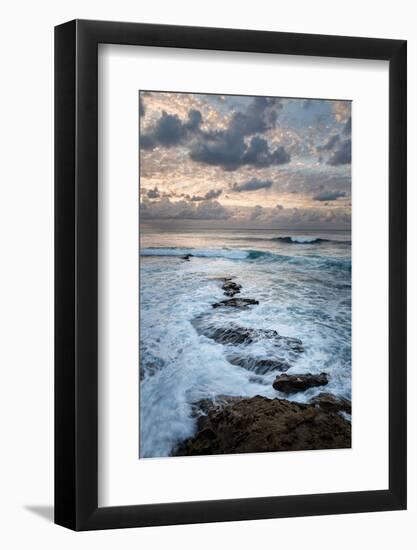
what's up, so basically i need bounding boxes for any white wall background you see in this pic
[0,1,414,548]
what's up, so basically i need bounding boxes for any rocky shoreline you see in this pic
[173,269,351,456]
[173,394,351,456]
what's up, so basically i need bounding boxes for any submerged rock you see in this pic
[222,279,242,297]
[273,373,328,394]
[212,298,259,309]
[173,395,351,456]
[228,355,291,374]
[194,322,305,352]
[205,326,258,345]
[310,392,351,414]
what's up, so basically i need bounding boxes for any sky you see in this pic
[139,91,351,229]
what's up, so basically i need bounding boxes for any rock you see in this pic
[193,322,305,352]
[206,326,258,345]
[222,280,242,297]
[181,254,193,261]
[273,373,328,394]
[311,392,351,414]
[212,298,259,309]
[173,395,351,456]
[228,356,291,374]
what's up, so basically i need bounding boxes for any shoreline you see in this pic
[173,394,351,456]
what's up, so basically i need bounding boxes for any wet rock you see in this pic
[228,356,291,374]
[212,298,259,309]
[173,395,351,456]
[192,395,242,421]
[273,373,328,394]
[206,326,258,345]
[194,322,305,352]
[311,392,351,414]
[222,280,242,297]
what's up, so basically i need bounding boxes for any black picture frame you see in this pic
[55,19,407,531]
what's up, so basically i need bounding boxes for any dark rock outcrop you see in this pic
[174,395,351,456]
[195,323,304,352]
[311,392,351,414]
[273,372,328,394]
[222,279,242,297]
[204,326,258,345]
[212,298,259,309]
[228,355,291,374]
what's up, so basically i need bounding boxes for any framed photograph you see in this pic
[55,19,407,530]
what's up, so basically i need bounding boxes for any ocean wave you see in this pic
[247,249,351,271]
[140,247,249,260]
[271,236,351,245]
[140,246,351,271]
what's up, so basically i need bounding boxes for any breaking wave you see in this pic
[273,236,349,244]
[141,247,351,271]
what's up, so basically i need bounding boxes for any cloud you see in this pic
[241,204,350,228]
[188,189,222,201]
[191,134,290,171]
[142,95,289,171]
[140,109,202,150]
[328,139,351,165]
[227,97,282,136]
[313,190,346,201]
[140,197,230,220]
[343,116,351,136]
[317,134,340,151]
[250,205,264,220]
[232,178,273,192]
[316,123,351,165]
[189,98,289,171]
[194,200,230,219]
[146,186,160,199]
[242,136,290,166]
[332,101,351,123]
[186,109,203,131]
[302,99,314,109]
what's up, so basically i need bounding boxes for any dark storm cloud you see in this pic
[227,97,282,136]
[141,96,289,171]
[316,123,351,165]
[190,135,290,171]
[313,190,346,201]
[146,186,160,199]
[188,189,223,201]
[232,178,273,192]
[189,97,289,171]
[242,136,290,166]
[315,109,352,165]
[186,109,203,131]
[328,139,351,165]
[140,109,202,150]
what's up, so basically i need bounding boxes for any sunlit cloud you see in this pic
[139,91,351,228]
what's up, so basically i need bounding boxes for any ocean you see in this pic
[139,227,351,458]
